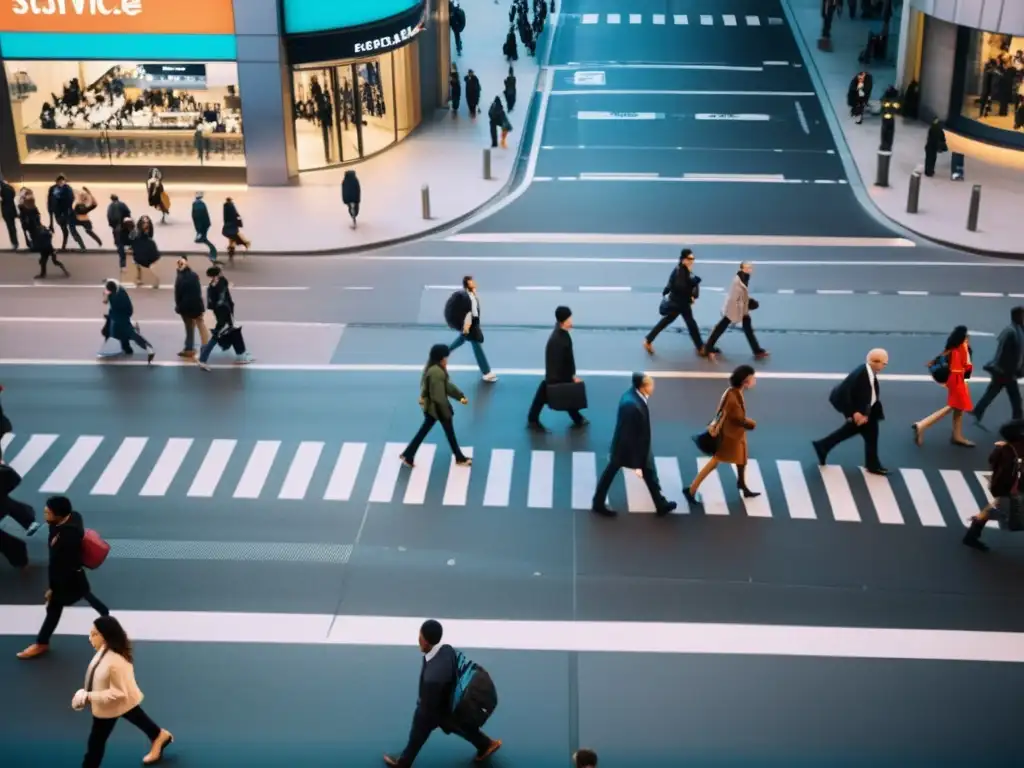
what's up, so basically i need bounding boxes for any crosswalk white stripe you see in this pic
[820,466,860,521]
[861,468,903,524]
[654,456,684,513]
[746,15,760,26]
[442,447,473,506]
[768,17,783,25]
[139,438,192,496]
[233,441,280,499]
[899,469,946,527]
[279,441,324,500]
[323,442,366,501]
[38,436,103,493]
[483,449,514,507]
[940,469,982,527]
[674,14,687,25]
[973,471,1001,529]
[571,452,596,509]
[629,13,641,24]
[527,450,554,508]
[403,444,435,505]
[0,433,13,454]
[653,14,665,25]
[700,15,713,25]
[91,437,148,495]
[777,460,815,518]
[187,439,237,497]
[369,443,405,503]
[581,13,598,24]
[732,460,771,517]
[7,433,57,477]
[607,13,620,24]
[624,468,656,512]
[723,14,737,26]
[696,458,729,515]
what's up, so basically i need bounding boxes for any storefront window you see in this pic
[291,42,419,171]
[3,59,245,167]
[959,30,1024,134]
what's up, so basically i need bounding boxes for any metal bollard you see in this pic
[421,185,431,220]
[906,170,921,214]
[967,184,981,232]
[874,150,891,187]
[483,148,492,180]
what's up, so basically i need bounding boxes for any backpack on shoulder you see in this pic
[450,649,498,729]
[443,290,468,331]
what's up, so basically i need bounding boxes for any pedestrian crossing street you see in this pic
[572,13,784,27]
[0,432,999,529]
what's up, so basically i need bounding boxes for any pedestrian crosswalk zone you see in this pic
[573,13,784,27]
[0,433,998,529]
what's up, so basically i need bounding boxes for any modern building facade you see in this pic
[0,0,450,186]
[901,0,1024,149]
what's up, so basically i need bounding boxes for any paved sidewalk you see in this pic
[787,0,1022,256]
[9,3,542,256]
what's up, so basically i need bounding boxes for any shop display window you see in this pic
[959,30,1024,134]
[292,43,419,171]
[4,60,245,167]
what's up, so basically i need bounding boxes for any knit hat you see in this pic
[555,305,572,324]
[420,619,443,646]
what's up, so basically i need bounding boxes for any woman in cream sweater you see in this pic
[72,615,174,766]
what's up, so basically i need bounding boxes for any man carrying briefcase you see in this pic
[527,306,589,432]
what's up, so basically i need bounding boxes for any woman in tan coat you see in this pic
[72,615,173,767]
[684,365,760,503]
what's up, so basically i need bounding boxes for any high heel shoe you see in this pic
[911,423,923,446]
[737,483,761,499]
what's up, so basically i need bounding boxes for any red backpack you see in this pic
[81,529,110,570]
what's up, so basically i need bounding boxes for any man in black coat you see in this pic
[0,462,38,569]
[46,174,84,251]
[592,373,677,517]
[106,194,132,272]
[973,306,1024,425]
[384,619,501,767]
[174,257,210,359]
[528,305,588,431]
[17,496,109,659]
[812,348,889,475]
[0,175,18,250]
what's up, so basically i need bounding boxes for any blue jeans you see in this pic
[449,333,490,374]
[195,229,217,261]
[199,328,246,363]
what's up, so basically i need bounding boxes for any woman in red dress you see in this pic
[912,325,975,447]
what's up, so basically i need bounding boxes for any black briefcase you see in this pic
[547,381,587,411]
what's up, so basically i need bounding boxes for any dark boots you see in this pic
[963,518,988,551]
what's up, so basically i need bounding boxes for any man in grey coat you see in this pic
[700,261,768,359]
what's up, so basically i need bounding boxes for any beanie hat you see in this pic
[555,305,572,324]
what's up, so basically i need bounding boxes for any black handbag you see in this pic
[692,390,728,456]
[658,296,677,316]
[928,353,950,384]
[547,381,587,411]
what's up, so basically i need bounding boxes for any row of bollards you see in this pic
[421,149,497,220]
[903,167,982,232]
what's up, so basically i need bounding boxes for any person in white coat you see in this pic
[72,615,174,767]
[700,261,769,360]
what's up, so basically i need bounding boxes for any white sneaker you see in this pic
[482,372,498,382]
[196,361,211,371]
[234,352,254,365]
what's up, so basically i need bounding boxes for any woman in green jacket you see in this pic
[401,344,472,467]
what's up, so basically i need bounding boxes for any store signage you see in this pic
[283,0,422,35]
[125,63,208,89]
[1,0,234,34]
[353,23,420,54]
[285,0,428,65]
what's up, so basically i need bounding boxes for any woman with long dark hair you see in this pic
[400,343,472,467]
[72,615,173,766]
[912,325,975,447]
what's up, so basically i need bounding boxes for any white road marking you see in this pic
[139,438,192,497]
[91,437,148,496]
[38,436,103,493]
[960,292,1003,297]
[723,14,737,26]
[578,173,660,181]
[769,17,783,25]
[572,71,605,86]
[552,90,815,96]
[861,468,903,524]
[899,469,946,527]
[682,173,786,182]
[442,447,473,506]
[674,14,688,25]
[527,450,555,508]
[444,234,916,248]
[695,458,729,515]
[424,285,461,290]
[403,443,435,505]
[820,466,860,522]
[653,14,665,25]
[700,15,713,25]
[549,64,765,72]
[655,456,685,513]
[795,101,809,134]
[279,441,324,501]
[624,467,656,512]
[578,286,631,291]
[695,113,770,121]
[233,441,280,499]
[748,17,763,26]
[731,460,771,517]
[777,460,815,519]
[940,469,983,527]
[607,13,620,24]
[323,442,366,502]
[581,13,598,24]
[572,452,597,510]
[897,290,929,296]
[577,111,661,120]
[556,176,577,181]
[369,443,406,503]
[483,449,515,507]
[816,289,854,294]
[187,439,237,498]
[0,284,309,292]
[629,13,641,24]
[764,60,788,65]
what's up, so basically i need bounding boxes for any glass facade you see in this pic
[958,30,1024,134]
[291,42,419,171]
[3,59,245,168]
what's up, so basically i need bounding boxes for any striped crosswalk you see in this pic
[576,13,782,27]
[0,433,998,529]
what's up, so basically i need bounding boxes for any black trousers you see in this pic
[0,530,28,568]
[924,148,938,176]
[593,458,666,510]
[704,315,763,354]
[528,381,584,425]
[817,415,881,469]
[77,220,102,245]
[83,706,162,768]
[55,214,85,250]
[37,248,68,277]
[646,307,704,350]
[404,414,466,462]
[398,714,491,766]
[2,212,16,247]
[973,376,1023,421]
[37,591,109,644]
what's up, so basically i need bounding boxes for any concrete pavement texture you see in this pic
[787,0,1024,257]
[8,2,542,256]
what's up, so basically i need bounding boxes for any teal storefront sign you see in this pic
[0,33,236,60]
[283,0,423,35]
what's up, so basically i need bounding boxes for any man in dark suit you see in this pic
[812,348,889,475]
[384,619,501,766]
[592,373,677,516]
[527,305,588,431]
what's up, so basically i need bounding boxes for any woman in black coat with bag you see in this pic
[964,419,1024,550]
[341,170,360,229]
[642,248,709,356]
[221,197,250,262]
